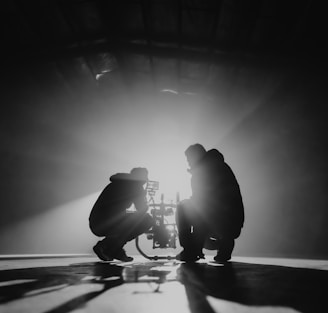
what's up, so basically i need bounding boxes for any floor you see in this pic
[0,255,327,313]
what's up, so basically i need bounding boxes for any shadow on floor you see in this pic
[178,261,328,313]
[0,260,174,313]
[0,262,124,312]
[0,260,327,312]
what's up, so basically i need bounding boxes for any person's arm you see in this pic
[134,189,148,213]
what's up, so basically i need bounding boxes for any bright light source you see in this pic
[144,153,191,202]
[165,225,175,231]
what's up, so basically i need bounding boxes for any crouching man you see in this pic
[89,167,153,262]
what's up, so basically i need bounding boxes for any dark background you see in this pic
[1,0,327,258]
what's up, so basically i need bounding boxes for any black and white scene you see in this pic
[1,0,328,312]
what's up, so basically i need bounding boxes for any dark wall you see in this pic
[221,61,328,258]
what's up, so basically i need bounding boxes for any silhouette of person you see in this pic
[89,167,153,262]
[176,144,244,262]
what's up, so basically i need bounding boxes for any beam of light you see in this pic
[0,193,100,255]
[0,189,178,256]
[0,280,37,287]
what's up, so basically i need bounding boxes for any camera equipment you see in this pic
[135,180,179,260]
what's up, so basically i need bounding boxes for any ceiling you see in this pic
[2,0,327,97]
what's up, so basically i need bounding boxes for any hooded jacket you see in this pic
[89,173,148,229]
[190,149,244,237]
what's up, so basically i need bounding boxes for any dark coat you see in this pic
[89,173,148,231]
[190,149,244,238]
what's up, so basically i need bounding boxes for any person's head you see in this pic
[185,144,207,169]
[130,167,149,183]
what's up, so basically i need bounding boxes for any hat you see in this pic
[129,167,149,182]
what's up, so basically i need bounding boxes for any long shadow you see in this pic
[0,262,123,304]
[0,260,175,313]
[178,261,328,313]
[1,260,327,313]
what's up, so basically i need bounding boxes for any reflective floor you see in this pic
[0,255,327,313]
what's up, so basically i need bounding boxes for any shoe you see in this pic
[93,242,113,261]
[176,249,200,262]
[213,253,231,263]
[113,248,134,262]
[199,252,205,259]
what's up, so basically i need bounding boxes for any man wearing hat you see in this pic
[89,167,153,261]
